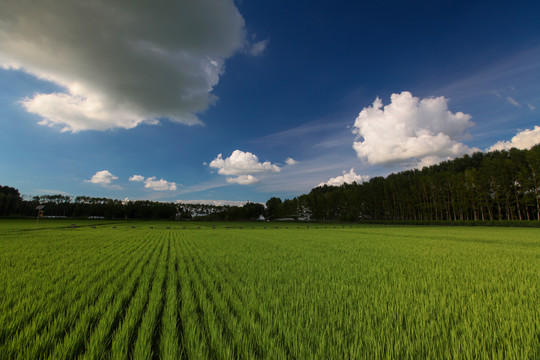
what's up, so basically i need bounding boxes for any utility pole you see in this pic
[36,205,44,230]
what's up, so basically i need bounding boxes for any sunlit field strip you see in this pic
[183,239,257,358]
[177,226,540,358]
[193,230,333,358]
[181,234,259,359]
[183,232,288,358]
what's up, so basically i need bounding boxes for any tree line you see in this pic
[266,145,540,222]
[2,145,539,222]
[0,188,265,221]
[0,193,180,219]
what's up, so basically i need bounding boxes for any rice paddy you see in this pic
[1,220,539,359]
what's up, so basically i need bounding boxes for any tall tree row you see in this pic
[269,145,540,222]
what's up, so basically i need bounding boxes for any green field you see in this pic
[1,219,539,359]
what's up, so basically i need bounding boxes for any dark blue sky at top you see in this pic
[0,0,539,203]
[209,0,538,142]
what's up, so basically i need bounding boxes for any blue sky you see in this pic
[1,0,539,204]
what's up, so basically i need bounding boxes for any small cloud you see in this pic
[248,39,269,56]
[318,168,369,187]
[130,174,178,190]
[129,174,145,182]
[35,189,72,196]
[209,150,280,175]
[486,126,540,152]
[208,150,280,185]
[527,104,536,111]
[144,177,177,191]
[285,157,298,165]
[507,97,521,108]
[226,175,259,185]
[86,170,118,185]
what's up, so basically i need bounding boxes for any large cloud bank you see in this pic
[318,168,369,187]
[352,91,479,168]
[487,126,540,152]
[209,150,281,185]
[0,0,245,132]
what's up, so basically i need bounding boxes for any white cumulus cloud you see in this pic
[86,170,118,185]
[208,150,281,185]
[318,168,369,187]
[144,177,177,191]
[285,157,299,165]
[352,91,478,168]
[130,174,177,190]
[209,150,280,175]
[129,174,145,182]
[226,175,259,185]
[0,0,246,132]
[487,126,540,152]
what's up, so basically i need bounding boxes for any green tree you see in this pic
[0,185,22,216]
[265,197,283,220]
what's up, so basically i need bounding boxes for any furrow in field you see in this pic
[169,230,187,359]
[80,232,167,360]
[151,233,170,360]
[159,232,181,359]
[109,232,167,359]
[49,233,161,360]
[175,233,211,359]
[131,231,169,360]
[179,238,231,359]
[3,233,153,359]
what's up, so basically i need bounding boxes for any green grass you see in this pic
[1,219,539,359]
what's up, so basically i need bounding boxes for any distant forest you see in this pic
[2,145,539,222]
[0,189,265,222]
